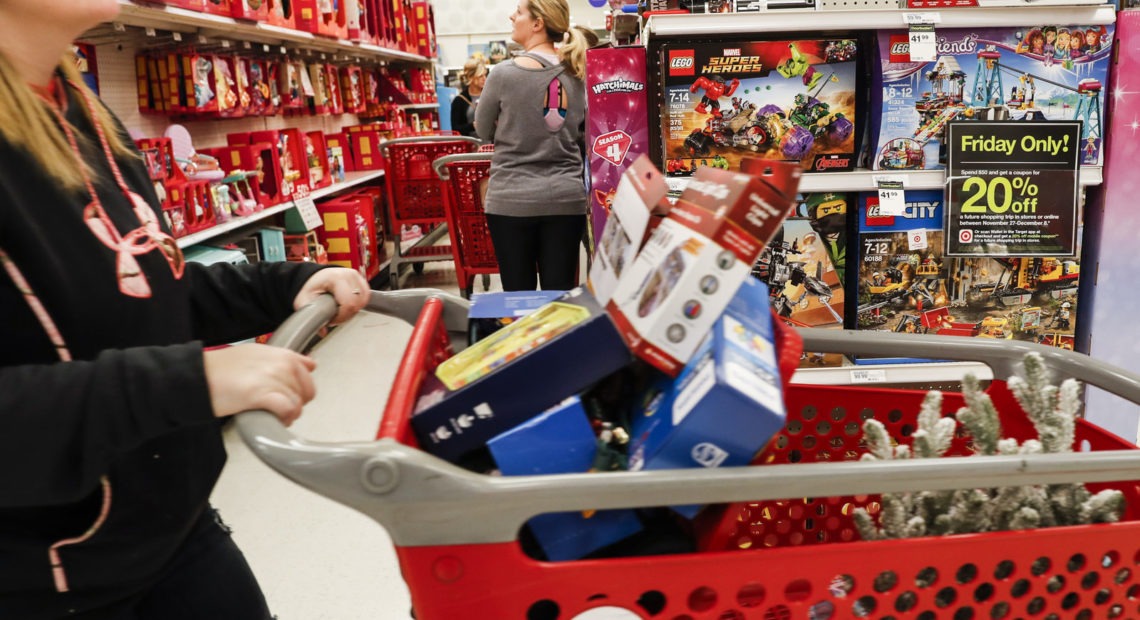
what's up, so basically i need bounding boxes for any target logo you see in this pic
[959,229,975,244]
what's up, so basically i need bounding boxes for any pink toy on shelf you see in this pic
[164,124,226,183]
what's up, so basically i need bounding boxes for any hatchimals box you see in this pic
[487,397,642,561]
[628,277,785,519]
[871,25,1113,171]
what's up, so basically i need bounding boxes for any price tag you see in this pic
[280,46,288,54]
[221,40,232,48]
[850,369,887,384]
[904,12,941,24]
[907,229,928,251]
[172,32,183,42]
[908,23,937,62]
[199,34,209,44]
[243,41,252,49]
[145,27,156,37]
[875,177,906,216]
[293,196,323,231]
[263,44,270,52]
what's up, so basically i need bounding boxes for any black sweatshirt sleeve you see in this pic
[0,343,214,506]
[186,261,327,346]
[450,92,476,137]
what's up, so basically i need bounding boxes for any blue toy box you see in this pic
[467,290,566,344]
[412,287,633,463]
[487,397,643,561]
[627,277,786,519]
[871,25,1113,171]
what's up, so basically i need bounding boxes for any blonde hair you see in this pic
[0,52,135,192]
[526,0,591,80]
[461,58,487,86]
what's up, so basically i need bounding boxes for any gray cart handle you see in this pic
[431,152,494,181]
[379,135,481,159]
[236,291,1140,547]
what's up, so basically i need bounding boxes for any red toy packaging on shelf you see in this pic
[325,132,355,172]
[199,144,268,211]
[304,131,333,189]
[315,194,380,278]
[267,0,296,28]
[292,0,322,32]
[658,39,860,176]
[347,129,384,170]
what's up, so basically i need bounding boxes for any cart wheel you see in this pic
[413,263,426,275]
[481,274,491,291]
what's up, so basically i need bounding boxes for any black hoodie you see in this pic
[0,79,324,618]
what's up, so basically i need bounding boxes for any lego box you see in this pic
[628,277,785,519]
[871,25,1113,171]
[607,160,800,377]
[659,39,859,176]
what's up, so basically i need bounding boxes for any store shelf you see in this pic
[399,103,441,110]
[108,1,432,63]
[665,166,1102,194]
[175,169,385,248]
[790,361,993,386]
[645,5,1116,37]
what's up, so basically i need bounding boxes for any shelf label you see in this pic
[904,12,941,24]
[850,369,887,384]
[172,32,182,42]
[293,195,323,231]
[908,24,937,62]
[145,27,156,37]
[875,177,906,216]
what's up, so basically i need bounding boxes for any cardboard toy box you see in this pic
[606,160,800,377]
[585,46,652,239]
[588,156,671,306]
[628,277,785,519]
[182,244,249,266]
[871,25,1113,171]
[752,192,849,367]
[412,288,634,463]
[487,397,643,561]
[659,39,859,177]
[467,290,566,345]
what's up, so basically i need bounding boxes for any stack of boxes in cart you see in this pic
[410,154,802,560]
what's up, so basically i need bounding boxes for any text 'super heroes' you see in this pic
[701,56,767,74]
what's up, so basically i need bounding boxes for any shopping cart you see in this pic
[380,136,481,288]
[432,153,496,299]
[239,291,1140,620]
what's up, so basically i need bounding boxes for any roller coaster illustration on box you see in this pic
[661,40,858,175]
[872,25,1113,170]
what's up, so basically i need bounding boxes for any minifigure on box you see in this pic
[689,75,738,118]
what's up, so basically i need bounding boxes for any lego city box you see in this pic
[659,39,859,177]
[411,288,634,463]
[628,277,786,519]
[586,46,652,239]
[871,25,1113,171]
[588,155,672,306]
[606,160,800,377]
[752,192,850,367]
[487,397,643,561]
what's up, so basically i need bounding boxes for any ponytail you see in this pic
[558,27,590,81]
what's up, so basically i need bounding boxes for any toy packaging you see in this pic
[872,25,1113,171]
[659,39,859,176]
[586,46,652,238]
[487,397,643,561]
[588,156,671,306]
[467,290,567,345]
[628,277,785,519]
[412,288,633,463]
[606,159,801,377]
[753,192,849,367]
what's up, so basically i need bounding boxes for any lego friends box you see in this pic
[872,25,1113,171]
[659,40,859,177]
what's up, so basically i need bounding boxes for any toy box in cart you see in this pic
[659,39,859,176]
[871,24,1113,171]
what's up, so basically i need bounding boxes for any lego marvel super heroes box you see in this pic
[854,191,1081,354]
[658,39,860,176]
[586,46,652,238]
[871,25,1113,171]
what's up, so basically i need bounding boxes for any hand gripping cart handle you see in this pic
[236,291,1140,619]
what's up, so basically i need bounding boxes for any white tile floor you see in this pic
[210,261,508,620]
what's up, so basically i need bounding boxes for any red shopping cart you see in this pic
[380,136,480,288]
[240,291,1140,620]
[432,153,496,299]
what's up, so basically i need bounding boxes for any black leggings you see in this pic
[485,213,586,291]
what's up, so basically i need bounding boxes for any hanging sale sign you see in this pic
[945,121,1080,257]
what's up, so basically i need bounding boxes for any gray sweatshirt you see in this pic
[475,54,587,217]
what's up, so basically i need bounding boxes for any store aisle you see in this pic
[211,262,501,620]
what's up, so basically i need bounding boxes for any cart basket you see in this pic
[239,290,1140,620]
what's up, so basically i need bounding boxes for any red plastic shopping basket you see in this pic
[432,153,497,299]
[246,292,1140,620]
[380,136,480,286]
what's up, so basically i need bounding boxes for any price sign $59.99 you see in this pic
[945,121,1081,257]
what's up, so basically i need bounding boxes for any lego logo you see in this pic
[890,42,910,55]
[670,57,694,69]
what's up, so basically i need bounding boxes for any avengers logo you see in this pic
[814,156,852,171]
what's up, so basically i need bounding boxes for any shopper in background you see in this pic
[450,57,486,138]
[475,0,591,291]
[0,1,369,619]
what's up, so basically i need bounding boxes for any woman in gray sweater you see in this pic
[475,0,590,291]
